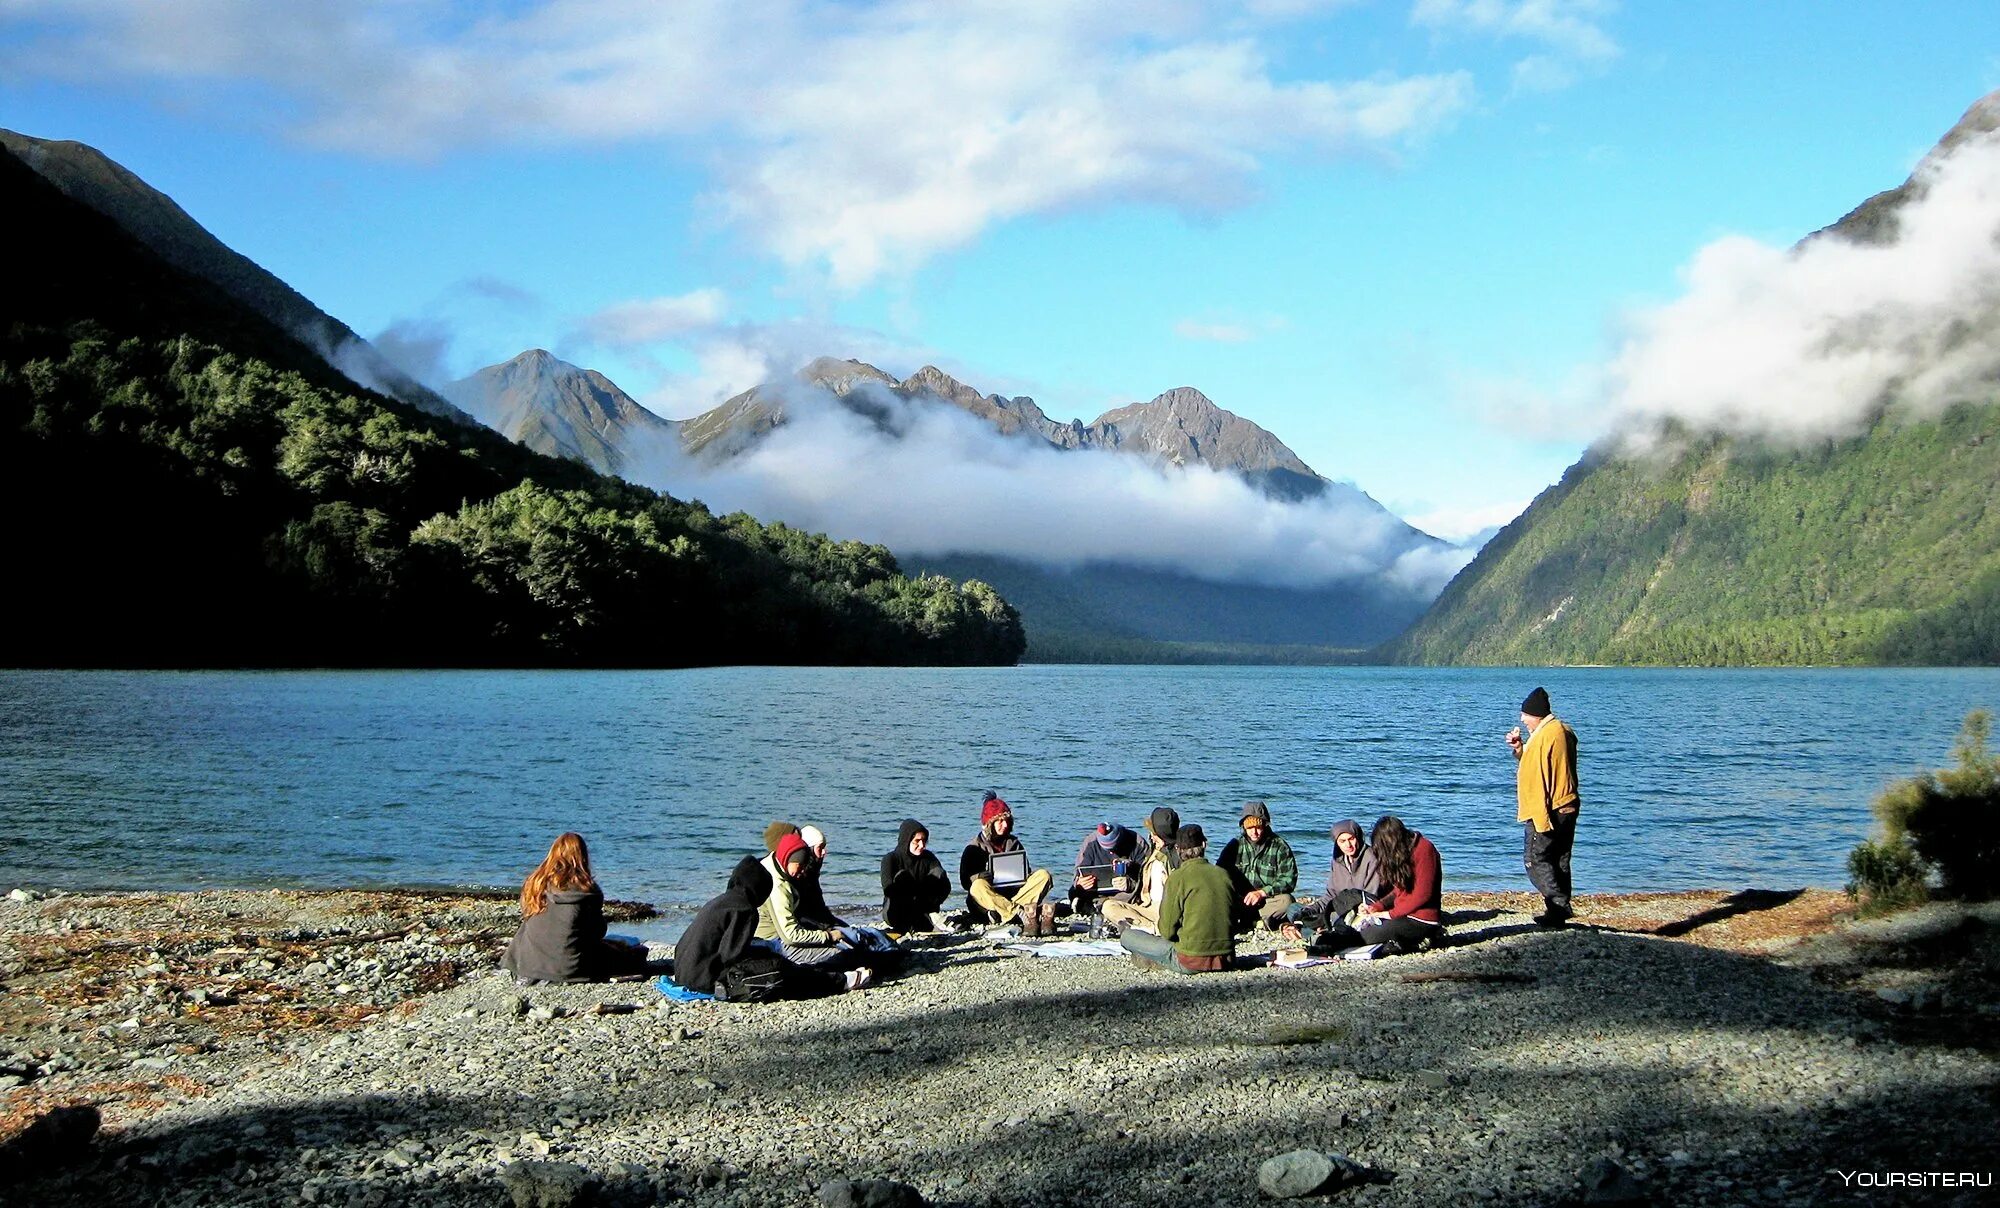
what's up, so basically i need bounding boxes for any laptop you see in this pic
[989,850,1030,888]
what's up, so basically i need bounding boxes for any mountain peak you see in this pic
[800,357,896,394]
[1149,386,1221,416]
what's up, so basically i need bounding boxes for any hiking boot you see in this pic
[842,967,874,992]
[1532,911,1570,928]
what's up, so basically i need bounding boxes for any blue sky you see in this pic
[3,1,1997,540]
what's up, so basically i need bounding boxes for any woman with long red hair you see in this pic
[501,832,648,983]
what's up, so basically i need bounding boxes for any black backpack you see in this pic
[714,954,788,1003]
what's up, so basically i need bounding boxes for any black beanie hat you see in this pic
[1521,687,1552,718]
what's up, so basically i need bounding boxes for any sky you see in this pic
[3,1,1998,544]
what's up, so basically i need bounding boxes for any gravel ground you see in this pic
[4,888,1996,1207]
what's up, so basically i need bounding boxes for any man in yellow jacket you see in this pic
[1507,686,1579,927]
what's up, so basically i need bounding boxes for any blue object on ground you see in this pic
[653,976,713,1003]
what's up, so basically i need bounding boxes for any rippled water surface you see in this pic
[3,667,1995,918]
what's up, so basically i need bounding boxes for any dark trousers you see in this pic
[1307,914,1439,954]
[1524,811,1577,912]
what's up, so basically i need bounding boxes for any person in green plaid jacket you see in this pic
[1217,800,1298,933]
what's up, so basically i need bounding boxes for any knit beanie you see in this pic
[800,825,826,849]
[763,820,799,853]
[774,833,811,877]
[981,795,1013,826]
[1521,687,1552,718]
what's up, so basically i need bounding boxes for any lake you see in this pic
[2,666,1994,923]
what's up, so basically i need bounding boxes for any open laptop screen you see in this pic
[989,850,1030,887]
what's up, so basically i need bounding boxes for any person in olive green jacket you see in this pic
[1120,824,1235,973]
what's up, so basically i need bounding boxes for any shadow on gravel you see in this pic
[1646,888,1806,938]
[19,929,2000,1207]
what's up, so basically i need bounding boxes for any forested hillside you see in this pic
[1387,405,2000,666]
[0,148,1024,667]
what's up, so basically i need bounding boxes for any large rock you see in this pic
[500,1160,598,1208]
[818,1178,929,1208]
[1258,1150,1374,1198]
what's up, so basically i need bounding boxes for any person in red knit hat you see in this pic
[958,790,1055,934]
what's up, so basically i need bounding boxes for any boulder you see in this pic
[1257,1150,1375,1198]
[819,1178,929,1208]
[500,1160,598,1208]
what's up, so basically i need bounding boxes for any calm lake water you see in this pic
[3,667,1995,923]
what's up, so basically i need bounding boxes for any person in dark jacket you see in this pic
[881,818,954,932]
[673,857,867,998]
[1067,822,1142,915]
[794,824,849,932]
[501,832,648,984]
[958,791,1055,934]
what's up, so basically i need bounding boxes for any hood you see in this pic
[896,818,929,851]
[1330,819,1363,846]
[1240,800,1274,831]
[723,856,772,908]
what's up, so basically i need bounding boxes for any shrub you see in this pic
[1849,709,2000,909]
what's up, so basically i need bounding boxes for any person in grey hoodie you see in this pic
[1282,819,1383,942]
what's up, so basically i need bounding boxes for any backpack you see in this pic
[714,953,788,1003]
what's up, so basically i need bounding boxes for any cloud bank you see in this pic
[1599,134,2000,447]
[2,0,1473,286]
[627,379,1471,598]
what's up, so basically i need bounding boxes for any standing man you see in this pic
[1217,801,1298,932]
[1507,686,1579,927]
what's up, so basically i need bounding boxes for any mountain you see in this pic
[446,349,679,475]
[685,357,1344,504]
[491,353,1442,656]
[0,127,471,425]
[1388,93,2000,667]
[0,139,1025,668]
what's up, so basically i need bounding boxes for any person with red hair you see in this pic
[501,832,648,983]
[957,790,1055,934]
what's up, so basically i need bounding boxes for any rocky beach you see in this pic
[2,886,1996,1207]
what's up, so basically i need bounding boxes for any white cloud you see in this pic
[1599,135,2000,446]
[1,0,1473,286]
[1411,0,1618,91]
[573,290,728,348]
[1405,497,1531,544]
[625,379,1468,596]
[1411,0,1618,59]
[1173,319,1256,343]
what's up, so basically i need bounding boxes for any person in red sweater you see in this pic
[1293,815,1444,955]
[1351,815,1444,952]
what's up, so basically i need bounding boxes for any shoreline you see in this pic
[3,886,1996,1205]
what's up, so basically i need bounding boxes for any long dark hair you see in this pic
[1372,816,1416,891]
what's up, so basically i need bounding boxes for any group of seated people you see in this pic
[501,793,1445,999]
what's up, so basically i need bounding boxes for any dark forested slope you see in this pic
[0,148,1022,667]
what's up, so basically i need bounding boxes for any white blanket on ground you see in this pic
[1000,939,1128,958]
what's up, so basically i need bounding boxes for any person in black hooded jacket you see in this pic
[674,857,865,999]
[880,819,953,932]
